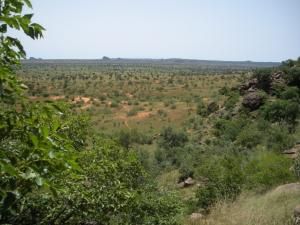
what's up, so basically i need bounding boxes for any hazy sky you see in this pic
[13,0,300,61]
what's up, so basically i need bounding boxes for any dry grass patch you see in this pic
[186,186,300,225]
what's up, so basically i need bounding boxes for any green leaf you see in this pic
[35,177,43,186]
[24,0,33,8]
[1,161,17,176]
[48,151,55,159]
[30,134,39,147]
[41,126,49,137]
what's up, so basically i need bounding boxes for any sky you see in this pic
[12,0,300,62]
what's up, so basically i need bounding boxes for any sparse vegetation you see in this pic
[1,1,299,224]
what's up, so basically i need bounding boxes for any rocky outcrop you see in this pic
[239,78,258,94]
[242,92,264,110]
[239,71,286,95]
[270,71,286,94]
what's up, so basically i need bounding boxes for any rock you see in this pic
[242,92,264,111]
[184,177,195,187]
[283,144,300,159]
[239,78,258,94]
[190,213,203,221]
[178,177,196,188]
[295,205,300,217]
[177,182,185,188]
[272,183,300,195]
[295,205,300,225]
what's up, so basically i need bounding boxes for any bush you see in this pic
[280,86,300,101]
[214,118,249,141]
[264,124,294,152]
[224,91,240,110]
[294,155,300,179]
[262,100,299,128]
[196,155,244,210]
[196,99,207,116]
[244,150,295,191]
[236,125,262,148]
[253,68,273,91]
[118,129,152,149]
[159,127,188,149]
[285,67,300,87]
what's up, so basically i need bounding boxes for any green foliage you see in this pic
[214,117,249,141]
[244,150,295,190]
[285,67,300,87]
[253,68,273,92]
[236,124,263,148]
[124,189,183,225]
[8,138,182,225]
[0,102,86,221]
[118,129,152,149]
[294,155,300,179]
[262,99,299,128]
[280,86,300,101]
[196,154,244,210]
[159,127,188,149]
[0,0,44,102]
[195,150,295,210]
[264,124,294,152]
[196,99,207,116]
[224,90,240,110]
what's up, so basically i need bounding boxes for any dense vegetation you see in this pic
[1,1,300,224]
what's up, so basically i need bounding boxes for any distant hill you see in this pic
[21,58,280,72]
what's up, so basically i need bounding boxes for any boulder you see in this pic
[177,182,185,188]
[295,205,300,217]
[271,183,300,195]
[178,177,196,188]
[295,205,300,225]
[283,144,300,159]
[242,92,264,111]
[184,177,195,187]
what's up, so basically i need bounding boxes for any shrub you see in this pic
[196,155,244,210]
[196,99,207,116]
[236,125,262,148]
[253,68,273,92]
[244,150,296,191]
[294,155,300,179]
[159,127,188,149]
[214,118,249,141]
[224,91,240,110]
[280,86,300,101]
[285,67,300,87]
[264,124,294,152]
[110,101,119,108]
[262,100,299,128]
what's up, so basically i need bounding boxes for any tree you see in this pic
[0,0,44,102]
